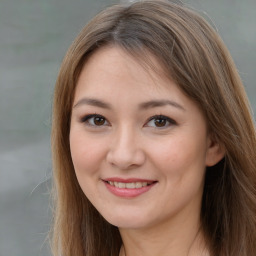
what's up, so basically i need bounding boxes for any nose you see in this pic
[106,126,146,170]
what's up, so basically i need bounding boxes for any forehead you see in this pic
[74,46,202,117]
[76,45,175,95]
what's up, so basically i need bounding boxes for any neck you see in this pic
[119,230,209,256]
[119,211,209,256]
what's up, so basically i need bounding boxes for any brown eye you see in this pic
[93,116,105,126]
[81,114,108,127]
[146,115,176,128]
[154,118,167,127]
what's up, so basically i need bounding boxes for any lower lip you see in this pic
[104,181,156,198]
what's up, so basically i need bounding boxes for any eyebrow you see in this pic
[73,97,185,111]
[139,100,186,111]
[73,98,112,109]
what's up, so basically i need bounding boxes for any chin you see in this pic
[108,219,149,229]
[100,210,155,230]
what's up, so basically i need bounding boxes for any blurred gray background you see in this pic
[0,0,255,256]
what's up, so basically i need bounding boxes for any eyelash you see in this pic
[80,114,109,127]
[80,114,177,128]
[145,115,177,128]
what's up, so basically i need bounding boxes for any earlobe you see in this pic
[205,136,226,167]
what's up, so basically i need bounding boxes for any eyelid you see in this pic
[80,113,110,126]
[145,115,177,128]
[79,113,176,128]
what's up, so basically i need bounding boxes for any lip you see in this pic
[102,177,157,198]
[104,177,155,183]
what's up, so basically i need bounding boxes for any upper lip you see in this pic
[103,177,157,183]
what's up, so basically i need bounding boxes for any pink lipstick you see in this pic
[103,178,157,198]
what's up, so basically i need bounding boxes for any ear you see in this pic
[205,134,226,167]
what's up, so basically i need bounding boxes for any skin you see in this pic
[70,46,224,256]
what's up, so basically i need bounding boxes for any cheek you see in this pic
[69,131,105,176]
[149,135,207,177]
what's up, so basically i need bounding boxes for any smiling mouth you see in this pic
[106,181,155,189]
[103,179,157,198]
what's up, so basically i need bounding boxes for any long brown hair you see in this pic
[51,1,256,255]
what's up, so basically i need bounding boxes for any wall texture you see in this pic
[0,1,255,256]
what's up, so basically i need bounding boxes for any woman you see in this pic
[51,1,256,256]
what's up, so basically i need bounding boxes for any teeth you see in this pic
[114,181,125,188]
[108,181,150,189]
[136,182,142,188]
[126,183,135,189]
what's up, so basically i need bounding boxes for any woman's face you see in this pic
[70,46,223,230]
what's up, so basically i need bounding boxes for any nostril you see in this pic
[106,146,146,169]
